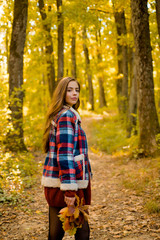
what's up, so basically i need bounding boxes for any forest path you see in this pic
[1,116,160,240]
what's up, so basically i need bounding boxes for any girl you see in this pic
[42,77,92,240]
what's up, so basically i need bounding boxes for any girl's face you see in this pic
[65,81,80,107]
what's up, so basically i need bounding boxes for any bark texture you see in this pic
[156,0,160,42]
[57,0,64,79]
[83,27,94,110]
[131,0,160,155]
[114,10,128,114]
[38,0,55,98]
[71,27,77,78]
[8,0,28,151]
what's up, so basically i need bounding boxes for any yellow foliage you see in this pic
[74,207,80,219]
[58,195,89,236]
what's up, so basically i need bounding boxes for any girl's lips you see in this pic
[71,98,77,100]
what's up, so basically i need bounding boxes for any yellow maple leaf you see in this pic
[58,194,89,235]
[63,219,71,231]
[59,207,68,215]
[74,207,80,219]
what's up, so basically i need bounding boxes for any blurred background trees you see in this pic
[0,0,160,200]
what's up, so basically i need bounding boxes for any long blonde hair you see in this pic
[43,77,80,153]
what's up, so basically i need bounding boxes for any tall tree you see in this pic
[83,27,94,110]
[57,0,64,79]
[8,0,28,151]
[155,0,160,109]
[127,24,137,137]
[131,0,160,155]
[156,0,160,44]
[114,10,128,114]
[71,27,77,78]
[155,0,160,112]
[96,28,107,108]
[38,0,56,98]
[5,23,9,73]
[127,51,137,137]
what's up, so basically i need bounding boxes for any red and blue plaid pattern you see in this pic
[42,107,91,191]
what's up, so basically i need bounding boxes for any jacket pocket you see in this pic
[74,154,85,180]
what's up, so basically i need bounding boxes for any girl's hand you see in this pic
[64,196,76,206]
[64,196,76,214]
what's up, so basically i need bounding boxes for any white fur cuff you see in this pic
[42,176,89,190]
[60,183,78,191]
[41,176,60,187]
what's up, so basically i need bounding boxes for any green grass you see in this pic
[120,157,160,214]
[145,200,160,214]
[86,113,137,155]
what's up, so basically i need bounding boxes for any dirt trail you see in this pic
[1,117,160,240]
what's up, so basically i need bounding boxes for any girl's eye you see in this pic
[67,89,79,92]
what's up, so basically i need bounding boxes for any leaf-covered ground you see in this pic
[1,117,160,240]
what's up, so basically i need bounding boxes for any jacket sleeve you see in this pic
[56,111,78,191]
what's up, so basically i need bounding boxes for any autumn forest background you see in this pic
[1,0,160,235]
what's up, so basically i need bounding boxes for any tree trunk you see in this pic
[71,27,77,78]
[131,0,160,155]
[98,76,107,108]
[127,23,138,137]
[96,29,107,108]
[127,51,137,137]
[38,0,55,98]
[57,0,64,79]
[114,10,128,114]
[156,0,160,43]
[8,0,28,151]
[6,23,9,73]
[82,27,94,110]
[97,52,107,108]
[122,41,128,112]
[155,0,160,109]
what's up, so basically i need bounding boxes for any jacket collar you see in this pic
[63,105,81,122]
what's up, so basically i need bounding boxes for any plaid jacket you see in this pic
[41,106,91,191]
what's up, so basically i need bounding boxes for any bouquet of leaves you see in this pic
[58,195,89,235]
